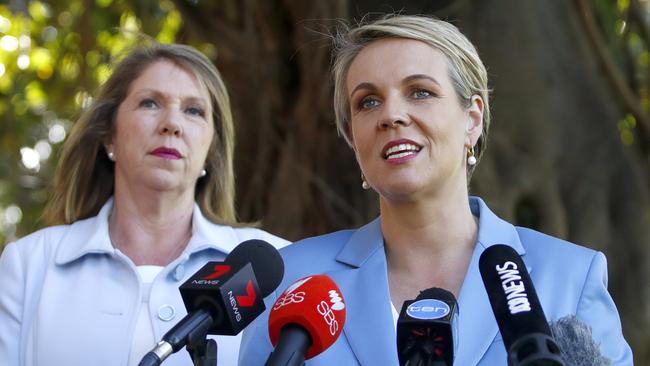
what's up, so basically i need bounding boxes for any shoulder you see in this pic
[229,226,291,250]
[282,229,355,258]
[515,227,633,363]
[0,224,73,293]
[274,229,357,285]
[516,226,600,276]
[513,226,611,316]
[517,226,597,259]
[280,230,355,263]
[2,224,70,262]
[191,202,290,250]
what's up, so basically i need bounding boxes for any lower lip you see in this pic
[385,151,419,164]
[152,152,181,160]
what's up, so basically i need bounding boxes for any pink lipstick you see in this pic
[151,147,182,160]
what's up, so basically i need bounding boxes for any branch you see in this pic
[574,0,650,143]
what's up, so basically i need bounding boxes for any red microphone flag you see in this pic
[268,275,346,359]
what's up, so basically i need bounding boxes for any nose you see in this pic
[160,107,182,136]
[377,97,411,129]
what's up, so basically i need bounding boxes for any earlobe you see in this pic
[104,143,115,161]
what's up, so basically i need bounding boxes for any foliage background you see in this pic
[0,0,648,363]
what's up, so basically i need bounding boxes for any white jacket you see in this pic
[0,198,289,366]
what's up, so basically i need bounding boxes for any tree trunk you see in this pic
[174,0,649,362]
[452,1,650,361]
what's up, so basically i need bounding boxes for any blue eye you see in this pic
[185,106,205,117]
[412,90,432,99]
[140,98,158,109]
[359,98,380,110]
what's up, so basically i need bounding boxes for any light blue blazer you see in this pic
[240,197,633,365]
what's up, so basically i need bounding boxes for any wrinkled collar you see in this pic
[335,196,526,267]
[55,197,240,265]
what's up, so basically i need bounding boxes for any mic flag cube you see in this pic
[268,275,346,359]
[179,261,264,335]
[397,288,458,366]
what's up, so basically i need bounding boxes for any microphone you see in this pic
[479,244,564,366]
[265,275,346,366]
[139,239,284,366]
[396,287,458,366]
[549,315,611,366]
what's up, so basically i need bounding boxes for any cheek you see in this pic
[196,127,215,156]
[350,130,375,167]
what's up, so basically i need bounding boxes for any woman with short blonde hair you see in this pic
[240,14,631,365]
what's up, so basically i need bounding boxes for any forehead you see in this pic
[346,38,452,90]
[128,59,210,100]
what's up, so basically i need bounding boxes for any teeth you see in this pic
[387,151,417,160]
[385,143,420,158]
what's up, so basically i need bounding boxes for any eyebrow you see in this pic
[402,74,442,87]
[349,74,442,97]
[134,88,208,104]
[349,82,376,97]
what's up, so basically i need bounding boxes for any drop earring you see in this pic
[467,146,477,166]
[361,173,370,190]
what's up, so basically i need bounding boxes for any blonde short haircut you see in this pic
[45,44,238,225]
[332,14,491,178]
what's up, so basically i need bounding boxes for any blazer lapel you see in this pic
[454,241,500,365]
[455,197,532,365]
[325,198,535,366]
[330,218,399,365]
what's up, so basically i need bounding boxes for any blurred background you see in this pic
[0,0,648,363]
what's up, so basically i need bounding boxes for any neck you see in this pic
[109,188,195,266]
[381,187,478,304]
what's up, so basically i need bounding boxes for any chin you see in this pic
[376,181,423,202]
[143,172,184,191]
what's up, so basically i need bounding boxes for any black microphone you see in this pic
[479,244,564,366]
[138,239,284,366]
[549,315,611,366]
[397,287,458,366]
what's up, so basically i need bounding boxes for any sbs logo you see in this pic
[406,299,450,320]
[272,291,305,310]
[317,289,344,335]
[272,277,311,311]
[328,290,345,311]
[316,300,339,336]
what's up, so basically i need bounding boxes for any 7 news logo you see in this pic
[191,262,259,321]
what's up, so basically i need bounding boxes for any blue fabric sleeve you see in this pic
[0,243,24,366]
[575,251,633,365]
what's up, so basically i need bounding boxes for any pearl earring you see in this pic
[200,169,207,177]
[361,173,370,190]
[467,147,477,166]
[107,151,115,161]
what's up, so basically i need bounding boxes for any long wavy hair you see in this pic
[44,44,238,226]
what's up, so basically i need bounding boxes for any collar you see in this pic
[55,197,240,265]
[331,196,529,366]
[334,196,526,267]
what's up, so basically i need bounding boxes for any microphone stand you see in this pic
[185,324,218,366]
